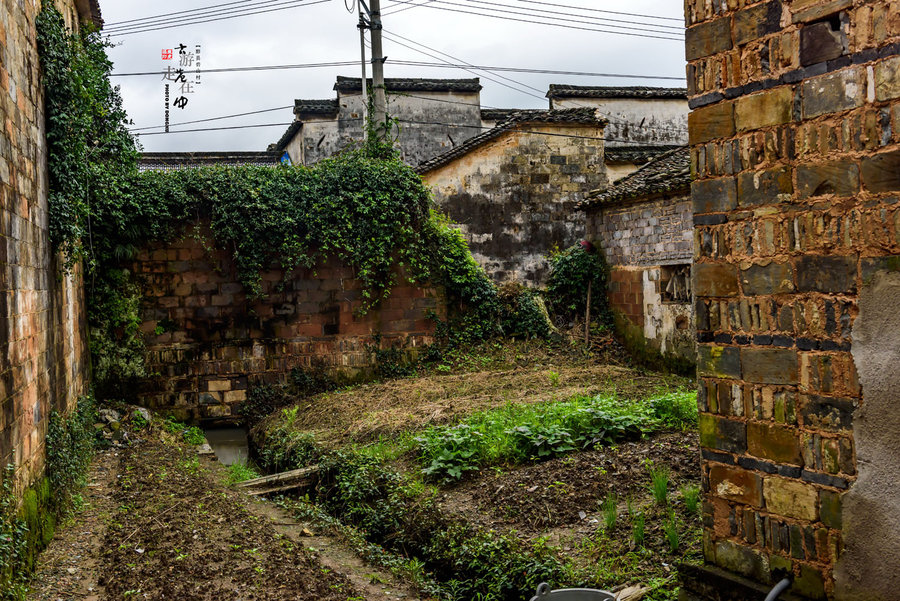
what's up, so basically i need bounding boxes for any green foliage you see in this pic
[417,393,656,482]
[545,244,611,325]
[681,485,700,513]
[36,6,140,266]
[651,391,699,429]
[224,461,261,486]
[497,283,552,339]
[254,408,321,473]
[631,512,646,546]
[46,395,99,518]
[182,426,206,446]
[649,465,670,506]
[600,493,617,530]
[0,467,28,600]
[663,512,679,553]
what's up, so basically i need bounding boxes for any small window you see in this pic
[661,264,691,303]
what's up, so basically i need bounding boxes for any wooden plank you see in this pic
[237,465,320,489]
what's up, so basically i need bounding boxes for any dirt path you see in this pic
[27,433,422,601]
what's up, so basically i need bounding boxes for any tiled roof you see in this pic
[334,76,482,93]
[271,122,303,152]
[605,144,682,164]
[581,146,690,208]
[547,85,688,100]
[294,98,340,116]
[417,108,606,173]
[138,151,284,172]
[480,108,544,122]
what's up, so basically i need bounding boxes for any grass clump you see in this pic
[663,512,679,553]
[681,485,700,513]
[600,493,617,530]
[648,464,670,506]
[631,512,646,546]
[225,462,261,486]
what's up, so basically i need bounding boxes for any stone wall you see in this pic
[684,0,900,598]
[422,122,607,285]
[587,195,695,361]
[132,227,442,423]
[0,0,91,493]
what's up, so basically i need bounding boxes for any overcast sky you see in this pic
[103,0,687,153]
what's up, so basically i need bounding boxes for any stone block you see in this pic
[800,394,857,431]
[735,88,794,132]
[692,177,737,214]
[748,422,802,465]
[689,101,735,145]
[800,21,845,66]
[685,17,733,61]
[737,166,792,207]
[699,413,748,454]
[709,464,763,506]
[874,56,900,101]
[795,255,857,293]
[792,564,827,600]
[741,262,794,296]
[732,2,781,47]
[714,540,770,583]
[790,0,852,23]
[698,345,741,379]
[818,489,842,529]
[764,477,818,521]
[860,149,900,193]
[796,160,860,199]
[694,262,740,297]
[801,68,866,119]
[206,379,232,392]
[741,348,798,385]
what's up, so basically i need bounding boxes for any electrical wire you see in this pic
[375,0,683,41]
[493,0,682,22]
[457,0,685,33]
[130,105,294,132]
[105,0,281,27]
[106,0,313,32]
[107,0,332,36]
[382,0,438,15]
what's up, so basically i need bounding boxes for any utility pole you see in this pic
[357,7,367,125]
[358,0,387,138]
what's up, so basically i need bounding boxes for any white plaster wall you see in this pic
[551,97,688,146]
[642,267,695,360]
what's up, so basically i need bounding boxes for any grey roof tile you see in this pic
[547,85,687,100]
[582,146,690,208]
[335,76,482,93]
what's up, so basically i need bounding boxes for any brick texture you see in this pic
[131,226,444,422]
[0,0,91,495]
[685,0,900,598]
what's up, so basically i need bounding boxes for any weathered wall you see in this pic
[132,227,442,423]
[0,0,91,493]
[290,90,482,167]
[424,124,606,285]
[551,97,688,147]
[587,195,694,361]
[684,0,900,598]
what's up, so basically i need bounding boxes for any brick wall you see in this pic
[0,0,91,494]
[607,268,644,327]
[132,227,442,423]
[684,0,900,599]
[587,195,693,267]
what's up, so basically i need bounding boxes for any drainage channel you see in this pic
[202,426,250,466]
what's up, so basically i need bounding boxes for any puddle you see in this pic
[202,427,249,466]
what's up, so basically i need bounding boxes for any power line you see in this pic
[457,0,685,33]
[130,105,294,132]
[134,122,299,136]
[107,0,332,36]
[110,59,684,80]
[105,0,280,27]
[500,0,682,22]
[382,0,438,15]
[106,0,298,31]
[381,0,684,41]
[380,30,545,101]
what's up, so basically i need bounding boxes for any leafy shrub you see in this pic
[651,391,698,429]
[497,282,552,340]
[182,426,206,446]
[253,408,322,473]
[46,395,99,517]
[545,243,610,325]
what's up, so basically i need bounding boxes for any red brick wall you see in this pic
[0,0,91,493]
[607,268,644,327]
[684,0,900,598]
[132,228,443,422]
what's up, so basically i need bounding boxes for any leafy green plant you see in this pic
[681,485,700,513]
[547,371,560,387]
[649,466,670,506]
[545,243,610,325]
[225,462,261,486]
[182,427,206,446]
[600,493,617,530]
[0,466,29,600]
[631,512,646,546]
[651,391,698,429]
[497,282,552,340]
